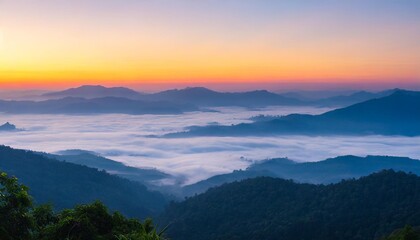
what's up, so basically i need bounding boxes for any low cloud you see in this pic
[1,106,419,185]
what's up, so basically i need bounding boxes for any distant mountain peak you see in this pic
[185,87,210,90]
[74,84,105,89]
[392,88,416,95]
[43,85,142,99]
[183,87,217,93]
[0,122,17,131]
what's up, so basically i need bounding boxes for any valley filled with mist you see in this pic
[1,1,419,239]
[1,85,420,240]
[1,100,419,186]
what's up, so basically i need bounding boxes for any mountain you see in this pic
[182,168,278,197]
[42,85,143,99]
[42,150,172,186]
[0,97,198,115]
[0,122,17,131]
[144,87,305,107]
[0,89,49,101]
[169,90,420,136]
[0,145,167,218]
[279,90,359,100]
[314,89,397,107]
[41,85,397,108]
[182,155,420,196]
[160,170,420,240]
[41,86,305,107]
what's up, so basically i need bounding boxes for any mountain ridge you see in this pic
[161,170,420,240]
[42,85,143,99]
[181,155,420,196]
[0,145,167,218]
[0,96,198,115]
[167,90,420,137]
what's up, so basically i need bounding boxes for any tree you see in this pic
[384,226,420,240]
[0,171,167,240]
[0,172,33,240]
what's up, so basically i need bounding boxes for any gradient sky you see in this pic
[0,0,419,90]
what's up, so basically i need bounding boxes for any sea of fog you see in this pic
[1,106,420,185]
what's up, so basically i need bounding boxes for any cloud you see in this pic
[1,106,419,185]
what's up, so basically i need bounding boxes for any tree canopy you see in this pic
[160,170,420,240]
[0,171,167,240]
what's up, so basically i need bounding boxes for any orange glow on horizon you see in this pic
[0,1,419,90]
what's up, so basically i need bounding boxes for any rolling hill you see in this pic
[161,170,420,240]
[182,155,420,196]
[42,150,172,186]
[0,145,167,219]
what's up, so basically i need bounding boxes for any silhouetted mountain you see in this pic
[144,87,305,107]
[314,89,397,107]
[43,85,143,99]
[0,145,167,218]
[160,170,420,240]
[0,89,49,101]
[0,97,198,115]
[279,90,358,100]
[41,150,172,186]
[0,122,17,131]
[182,155,420,196]
[169,90,420,136]
[182,169,277,197]
[36,85,404,108]
[41,86,306,107]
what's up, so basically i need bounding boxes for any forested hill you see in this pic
[0,145,167,219]
[160,170,420,240]
[42,150,171,186]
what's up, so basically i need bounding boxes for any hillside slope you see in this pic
[0,145,167,218]
[161,170,420,240]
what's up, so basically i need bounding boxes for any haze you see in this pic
[1,106,420,184]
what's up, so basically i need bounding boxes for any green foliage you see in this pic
[0,172,33,240]
[115,219,168,240]
[0,171,167,240]
[160,170,420,240]
[384,226,420,240]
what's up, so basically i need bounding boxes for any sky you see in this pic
[0,0,419,91]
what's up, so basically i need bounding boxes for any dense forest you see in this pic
[0,171,167,240]
[160,170,420,240]
[0,145,166,219]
